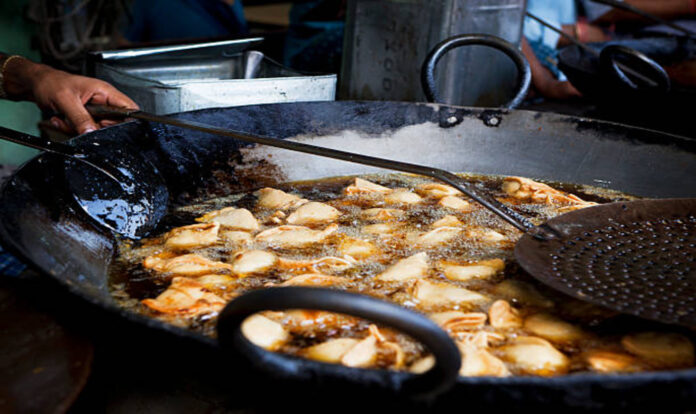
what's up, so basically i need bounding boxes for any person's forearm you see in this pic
[627,0,693,18]
[595,0,694,23]
[1,54,51,102]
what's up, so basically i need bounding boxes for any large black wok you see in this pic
[1,101,696,411]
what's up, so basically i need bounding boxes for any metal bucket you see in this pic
[339,0,526,107]
[88,39,337,114]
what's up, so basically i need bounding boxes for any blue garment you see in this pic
[124,0,248,43]
[284,1,345,73]
[524,0,578,80]
[0,244,26,277]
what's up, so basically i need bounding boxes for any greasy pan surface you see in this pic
[1,101,696,410]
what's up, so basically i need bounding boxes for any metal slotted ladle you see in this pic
[89,104,696,327]
[0,126,168,239]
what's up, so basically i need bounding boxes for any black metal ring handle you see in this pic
[217,287,461,400]
[599,45,671,92]
[421,34,532,109]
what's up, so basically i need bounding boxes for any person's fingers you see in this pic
[98,119,119,128]
[53,91,99,135]
[90,84,139,110]
[561,81,583,98]
[49,116,75,134]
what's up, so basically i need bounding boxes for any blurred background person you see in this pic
[122,0,249,44]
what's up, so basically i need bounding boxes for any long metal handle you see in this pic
[0,125,77,156]
[0,125,130,187]
[217,287,461,400]
[421,34,532,109]
[590,0,696,37]
[87,105,535,232]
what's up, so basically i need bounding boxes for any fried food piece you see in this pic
[438,196,471,211]
[301,338,360,363]
[499,336,570,376]
[410,279,489,308]
[413,227,462,247]
[143,253,233,276]
[430,311,487,333]
[524,313,587,344]
[384,189,422,204]
[491,280,554,308]
[255,224,338,248]
[164,222,220,250]
[142,277,225,316]
[343,178,391,195]
[278,273,344,287]
[337,237,380,259]
[341,325,404,369]
[219,230,253,247]
[360,208,404,222]
[416,183,461,198]
[286,202,341,225]
[255,188,308,210]
[376,252,429,282]
[432,215,463,228]
[410,355,436,373]
[585,350,642,373]
[196,274,237,291]
[502,176,596,208]
[488,300,523,329]
[621,332,695,368]
[362,223,401,235]
[465,227,507,243]
[440,259,504,281]
[278,256,356,274]
[196,207,259,231]
[242,314,291,351]
[341,334,378,368]
[230,250,277,275]
[459,346,510,377]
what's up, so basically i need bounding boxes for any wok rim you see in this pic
[0,100,695,393]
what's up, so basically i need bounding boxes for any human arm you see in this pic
[0,54,138,135]
[521,38,582,100]
[593,0,695,24]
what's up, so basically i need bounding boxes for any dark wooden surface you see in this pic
[0,274,93,414]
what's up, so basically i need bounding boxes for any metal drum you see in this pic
[340,0,526,106]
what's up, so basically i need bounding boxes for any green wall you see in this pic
[0,0,40,165]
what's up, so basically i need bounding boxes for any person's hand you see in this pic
[521,38,583,101]
[534,79,583,100]
[3,57,138,135]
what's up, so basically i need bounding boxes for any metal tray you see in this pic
[88,39,336,114]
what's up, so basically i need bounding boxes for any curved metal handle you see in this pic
[599,45,671,92]
[217,287,461,400]
[421,34,532,109]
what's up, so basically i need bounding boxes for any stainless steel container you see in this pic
[88,39,337,114]
[340,0,526,107]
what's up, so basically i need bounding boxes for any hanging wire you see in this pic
[26,0,130,71]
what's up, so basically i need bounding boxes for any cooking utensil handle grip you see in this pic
[421,34,532,109]
[599,45,671,92]
[216,287,461,400]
